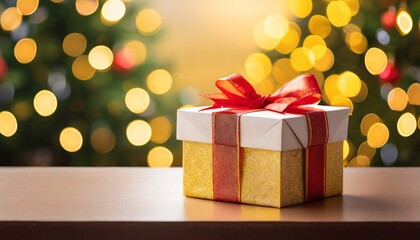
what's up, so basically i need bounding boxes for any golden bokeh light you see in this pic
[308,15,331,39]
[126,120,152,146]
[147,146,173,167]
[253,22,281,51]
[407,83,420,105]
[303,35,326,60]
[290,47,314,71]
[271,58,300,85]
[72,55,96,80]
[365,47,387,75]
[90,127,116,153]
[63,33,87,57]
[342,0,359,16]
[0,7,22,31]
[0,111,18,137]
[323,74,340,104]
[288,0,313,19]
[136,8,162,35]
[60,127,83,152]
[327,1,351,27]
[351,80,368,103]
[146,69,173,95]
[314,48,334,72]
[245,53,272,84]
[17,0,39,15]
[360,113,382,136]
[349,155,370,167]
[331,95,353,115]
[75,0,99,16]
[367,123,389,148]
[125,88,150,114]
[12,101,33,121]
[88,45,114,70]
[125,40,147,65]
[14,38,37,64]
[345,31,367,54]
[397,112,416,137]
[396,9,413,36]
[358,141,376,160]
[275,23,300,54]
[387,87,408,111]
[150,116,172,144]
[343,140,350,159]
[338,71,361,97]
[33,90,58,117]
[264,14,289,39]
[101,0,126,25]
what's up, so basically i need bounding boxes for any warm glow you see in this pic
[75,0,99,16]
[72,55,96,80]
[245,53,272,84]
[351,80,368,103]
[342,0,359,16]
[146,69,173,95]
[407,83,420,105]
[331,95,353,115]
[323,74,340,104]
[327,1,351,27]
[338,71,361,97]
[90,127,116,153]
[63,33,87,57]
[387,87,408,111]
[275,23,300,54]
[101,0,126,25]
[346,31,367,54]
[272,58,300,85]
[60,127,83,152]
[367,123,389,148]
[14,38,37,64]
[360,113,382,136]
[396,10,413,36]
[290,47,314,71]
[126,120,152,146]
[303,35,326,60]
[0,111,18,137]
[314,48,334,72]
[17,0,39,15]
[349,155,370,167]
[365,47,387,75]
[125,40,147,65]
[0,7,22,31]
[147,146,173,167]
[358,141,376,160]
[264,14,289,39]
[253,22,280,51]
[125,88,150,114]
[308,15,331,39]
[397,112,416,137]
[343,140,350,159]
[288,0,313,19]
[88,45,114,70]
[150,116,172,144]
[33,90,58,117]
[136,8,162,35]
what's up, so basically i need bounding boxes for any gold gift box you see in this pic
[177,106,350,208]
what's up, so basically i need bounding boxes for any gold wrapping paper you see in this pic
[183,141,343,208]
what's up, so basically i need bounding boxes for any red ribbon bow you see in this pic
[201,73,322,112]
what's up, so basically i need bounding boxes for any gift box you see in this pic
[176,74,350,208]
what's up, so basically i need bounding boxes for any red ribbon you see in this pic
[203,73,328,203]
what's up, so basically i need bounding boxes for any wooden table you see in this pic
[0,167,419,240]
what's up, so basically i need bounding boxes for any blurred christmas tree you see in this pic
[245,0,419,166]
[0,0,181,166]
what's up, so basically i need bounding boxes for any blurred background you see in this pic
[0,0,419,167]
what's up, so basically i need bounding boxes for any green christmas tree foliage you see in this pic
[0,0,181,166]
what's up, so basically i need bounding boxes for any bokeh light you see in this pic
[345,31,367,54]
[72,55,96,80]
[14,38,37,64]
[342,0,359,16]
[308,15,331,39]
[407,83,420,105]
[12,100,33,121]
[253,22,280,51]
[290,47,314,71]
[136,8,162,35]
[314,48,334,72]
[331,95,353,115]
[63,33,87,57]
[381,143,398,166]
[17,0,39,16]
[245,53,272,84]
[59,127,83,152]
[90,127,116,153]
[351,81,368,103]
[125,40,147,65]
[1,7,22,31]
[275,23,300,54]
[150,116,172,144]
[101,0,126,25]
[126,120,152,146]
[288,0,313,19]
[323,74,340,103]
[367,123,389,148]
[397,112,416,137]
[358,141,376,160]
[88,45,114,70]
[360,113,382,136]
[396,9,413,36]
[349,155,370,167]
[272,58,300,85]
[125,88,150,114]
[327,1,351,27]
[0,111,18,137]
[33,90,58,117]
[75,0,99,16]
[338,71,361,97]
[147,146,173,167]
[146,69,173,95]
[343,140,350,159]
[365,47,387,75]
[264,14,289,39]
[387,87,408,111]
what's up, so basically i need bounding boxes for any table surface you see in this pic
[1,167,420,239]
